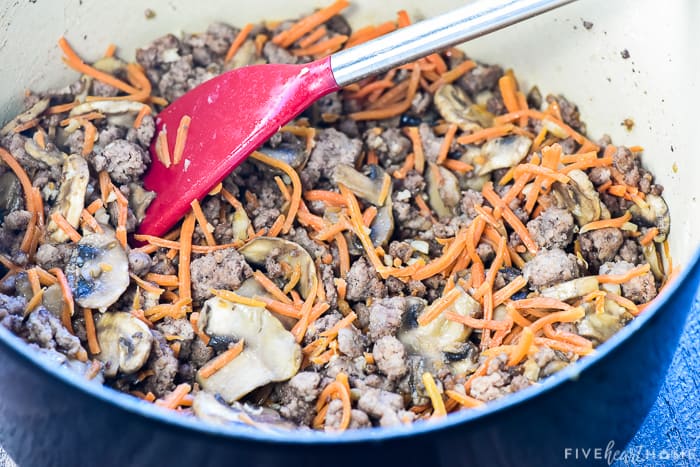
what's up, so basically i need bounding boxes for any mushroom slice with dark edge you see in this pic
[426,162,460,218]
[193,392,296,431]
[434,84,494,132]
[95,311,153,377]
[629,194,670,243]
[474,135,532,176]
[0,172,24,221]
[46,154,90,243]
[0,97,50,136]
[259,139,310,171]
[238,237,318,299]
[196,297,302,403]
[24,134,66,166]
[399,288,480,372]
[540,276,600,302]
[552,169,609,226]
[65,231,130,311]
[333,163,390,206]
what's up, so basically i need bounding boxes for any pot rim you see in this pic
[1,247,698,445]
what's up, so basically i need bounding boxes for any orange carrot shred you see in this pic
[598,263,651,284]
[172,115,191,166]
[178,213,195,303]
[199,340,245,378]
[251,151,300,234]
[225,23,254,63]
[84,308,101,355]
[273,0,350,48]
[579,212,632,234]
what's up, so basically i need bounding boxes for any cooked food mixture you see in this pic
[0,1,673,431]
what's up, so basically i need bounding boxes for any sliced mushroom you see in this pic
[434,84,494,132]
[476,135,531,176]
[68,100,148,118]
[333,164,390,206]
[540,276,600,302]
[426,162,460,218]
[233,277,296,330]
[127,183,156,223]
[225,40,265,70]
[629,194,670,242]
[642,242,664,281]
[552,169,609,226]
[196,297,302,403]
[92,56,126,74]
[193,391,295,431]
[259,141,310,171]
[576,303,631,344]
[46,154,90,243]
[231,204,251,243]
[0,97,50,136]
[399,288,480,371]
[0,172,24,220]
[95,311,153,377]
[65,231,130,311]
[238,237,317,299]
[24,136,66,167]
[41,284,65,317]
[369,201,394,247]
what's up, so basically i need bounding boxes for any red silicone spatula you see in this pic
[139,0,574,237]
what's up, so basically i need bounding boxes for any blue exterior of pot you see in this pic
[1,249,698,467]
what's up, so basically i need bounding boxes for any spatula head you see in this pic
[138,56,339,237]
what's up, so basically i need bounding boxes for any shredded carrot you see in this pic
[458,124,516,145]
[446,389,484,408]
[397,9,411,27]
[178,213,195,303]
[334,232,351,278]
[637,227,659,246]
[26,268,41,296]
[436,123,458,164]
[361,206,378,228]
[251,151,300,234]
[172,115,191,166]
[46,101,79,114]
[58,37,140,95]
[273,0,350,48]
[49,268,75,333]
[252,270,292,305]
[507,326,533,366]
[417,287,462,325]
[493,276,527,307]
[155,383,192,410]
[422,372,446,417]
[413,228,468,282]
[351,63,421,121]
[579,212,632,234]
[80,209,103,234]
[83,308,101,355]
[482,182,538,254]
[144,273,179,287]
[498,75,520,114]
[298,25,328,48]
[293,34,348,57]
[304,190,346,206]
[598,263,651,284]
[224,23,254,63]
[442,158,474,173]
[189,199,216,246]
[314,374,352,431]
[291,284,317,343]
[405,126,425,174]
[513,163,569,183]
[12,118,39,133]
[24,289,45,316]
[199,340,245,378]
[0,147,38,252]
[50,212,81,242]
[429,59,476,92]
[155,129,171,168]
[319,312,357,340]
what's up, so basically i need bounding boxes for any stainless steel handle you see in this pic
[330,0,575,86]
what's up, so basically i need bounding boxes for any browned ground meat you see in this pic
[523,248,581,289]
[526,207,575,250]
[345,258,387,301]
[143,331,179,397]
[189,248,253,302]
[599,261,657,304]
[579,227,624,271]
[0,9,672,433]
[372,336,408,381]
[275,371,322,425]
[301,128,362,188]
[367,297,408,341]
